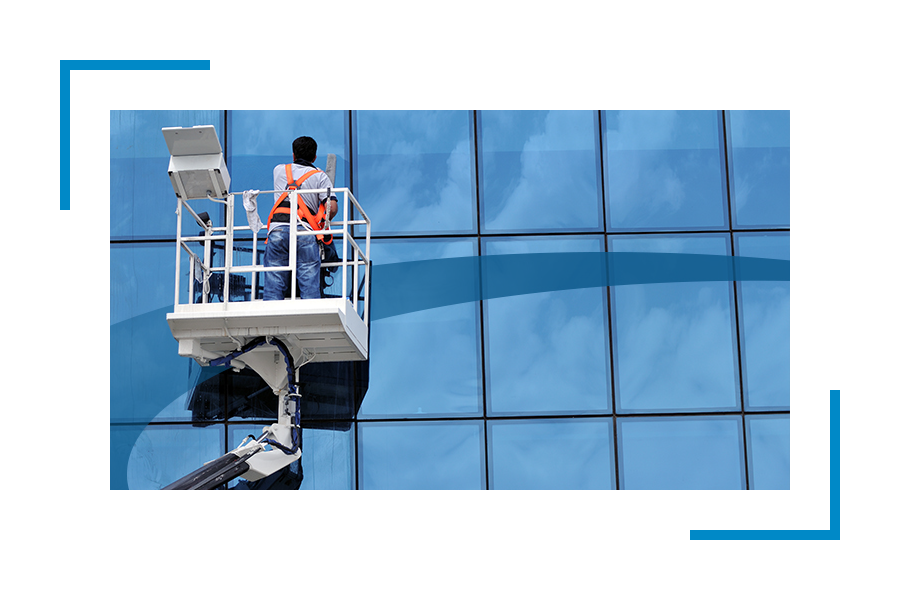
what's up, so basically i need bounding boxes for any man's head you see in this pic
[292,136,317,163]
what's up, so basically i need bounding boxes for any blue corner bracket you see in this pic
[690,390,840,540]
[59,59,211,211]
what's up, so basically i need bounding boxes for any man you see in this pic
[263,136,338,300]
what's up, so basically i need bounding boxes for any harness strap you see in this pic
[265,165,333,244]
[267,165,320,228]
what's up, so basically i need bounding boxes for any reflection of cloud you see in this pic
[365,139,472,233]
[488,111,599,230]
[607,110,679,151]
[615,283,738,410]
[487,290,609,413]
[733,148,789,212]
[356,111,474,234]
[364,306,481,417]
[362,239,481,417]
[608,111,685,224]
[361,423,482,489]
[606,110,722,228]
[483,237,607,413]
[742,284,789,406]
[231,111,345,156]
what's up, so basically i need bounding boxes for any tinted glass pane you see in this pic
[353,110,476,235]
[359,421,485,489]
[728,110,790,228]
[358,238,482,418]
[617,416,744,489]
[111,423,224,490]
[609,235,739,412]
[746,415,790,490]
[488,418,614,490]
[228,424,355,490]
[735,233,790,409]
[111,110,225,240]
[228,110,349,232]
[605,110,727,230]
[111,242,224,423]
[480,110,602,232]
[483,236,610,415]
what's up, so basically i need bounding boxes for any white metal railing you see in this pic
[173,187,371,326]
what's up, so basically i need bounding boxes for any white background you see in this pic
[3,1,896,597]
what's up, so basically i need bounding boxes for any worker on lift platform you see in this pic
[263,136,339,300]
[164,125,369,489]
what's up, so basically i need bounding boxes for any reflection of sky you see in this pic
[483,236,610,415]
[609,234,739,412]
[729,110,790,227]
[111,110,225,240]
[481,110,601,232]
[736,233,790,409]
[746,414,790,490]
[359,238,481,417]
[359,421,485,489]
[488,418,614,490]
[605,110,726,230]
[229,110,348,231]
[355,110,475,234]
[618,416,744,489]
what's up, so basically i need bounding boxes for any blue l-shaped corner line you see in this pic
[690,390,840,540]
[59,59,211,211]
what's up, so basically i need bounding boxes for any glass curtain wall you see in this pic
[111,109,789,490]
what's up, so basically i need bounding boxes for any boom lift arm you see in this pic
[164,336,304,490]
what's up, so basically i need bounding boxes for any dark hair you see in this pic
[292,136,317,162]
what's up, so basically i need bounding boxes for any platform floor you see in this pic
[167,298,368,364]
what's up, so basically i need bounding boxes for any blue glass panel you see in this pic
[488,418,614,490]
[111,110,225,240]
[228,110,349,232]
[111,242,225,423]
[353,110,476,235]
[745,414,790,490]
[604,110,727,230]
[227,424,355,490]
[358,238,482,418]
[609,234,740,413]
[479,110,602,232]
[111,423,224,490]
[728,110,790,228]
[359,421,485,489]
[735,233,790,409]
[617,416,744,490]
[482,236,611,415]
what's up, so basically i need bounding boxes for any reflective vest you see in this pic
[267,164,333,244]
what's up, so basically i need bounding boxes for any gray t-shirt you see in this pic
[269,163,335,230]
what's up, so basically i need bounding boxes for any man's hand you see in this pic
[327,199,338,220]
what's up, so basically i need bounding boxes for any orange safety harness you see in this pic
[266,164,333,244]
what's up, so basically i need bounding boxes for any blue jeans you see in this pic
[263,226,321,300]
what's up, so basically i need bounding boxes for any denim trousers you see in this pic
[263,226,321,300]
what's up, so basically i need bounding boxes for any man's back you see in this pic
[271,162,333,222]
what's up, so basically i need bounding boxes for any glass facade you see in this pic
[111,110,789,490]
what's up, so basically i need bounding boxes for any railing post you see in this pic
[223,193,234,307]
[289,190,298,299]
[174,197,183,306]
[202,215,211,304]
[341,189,348,301]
